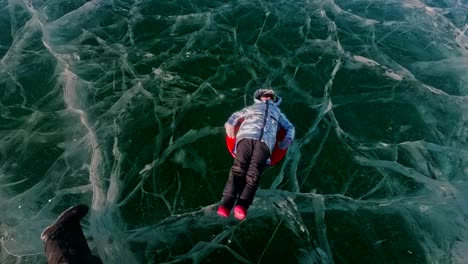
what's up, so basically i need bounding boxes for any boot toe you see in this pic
[233,205,247,220]
[41,204,90,241]
[217,206,231,217]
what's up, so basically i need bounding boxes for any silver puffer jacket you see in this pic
[226,90,295,154]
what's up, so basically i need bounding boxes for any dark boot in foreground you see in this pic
[41,204,103,264]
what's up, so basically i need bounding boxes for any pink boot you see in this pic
[233,205,247,220]
[217,206,231,217]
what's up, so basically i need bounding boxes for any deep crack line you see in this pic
[37,8,107,210]
[62,65,106,211]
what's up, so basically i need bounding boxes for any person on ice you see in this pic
[218,88,295,220]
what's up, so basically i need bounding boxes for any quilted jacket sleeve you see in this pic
[278,112,295,141]
[225,106,252,126]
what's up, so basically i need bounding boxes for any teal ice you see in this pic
[0,0,467,263]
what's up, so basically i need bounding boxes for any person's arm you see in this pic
[278,113,295,149]
[225,106,251,126]
[224,106,251,138]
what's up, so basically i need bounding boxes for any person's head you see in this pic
[254,89,278,103]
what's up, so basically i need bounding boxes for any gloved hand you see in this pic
[279,138,292,150]
[225,123,235,138]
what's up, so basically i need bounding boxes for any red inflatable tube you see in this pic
[226,125,288,166]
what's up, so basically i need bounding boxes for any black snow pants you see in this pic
[222,138,271,209]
